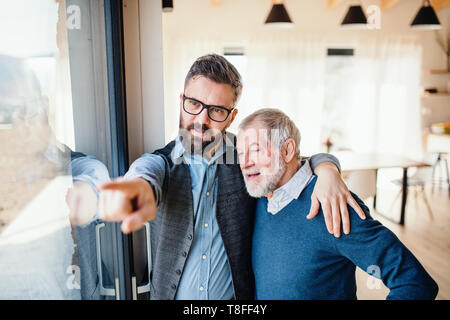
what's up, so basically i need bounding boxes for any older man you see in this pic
[236,108,438,300]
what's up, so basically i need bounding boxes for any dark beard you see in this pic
[179,119,223,156]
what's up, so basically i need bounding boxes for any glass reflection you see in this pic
[0,0,113,299]
[0,53,80,299]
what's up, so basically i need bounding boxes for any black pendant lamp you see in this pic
[162,0,173,12]
[264,2,293,27]
[341,5,367,29]
[411,0,441,29]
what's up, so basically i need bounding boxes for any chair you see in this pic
[431,152,450,197]
[390,153,437,220]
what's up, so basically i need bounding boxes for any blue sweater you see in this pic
[252,176,439,300]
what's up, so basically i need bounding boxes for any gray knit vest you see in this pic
[148,134,256,300]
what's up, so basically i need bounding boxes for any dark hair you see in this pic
[184,54,242,106]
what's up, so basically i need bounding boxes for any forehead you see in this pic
[184,75,235,106]
[237,124,270,149]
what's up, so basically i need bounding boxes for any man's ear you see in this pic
[230,108,238,125]
[179,93,184,108]
[225,108,239,130]
[282,138,296,163]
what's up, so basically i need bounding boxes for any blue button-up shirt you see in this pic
[171,139,234,299]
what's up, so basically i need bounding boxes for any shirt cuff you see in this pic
[308,153,341,173]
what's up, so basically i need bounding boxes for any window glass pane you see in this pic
[224,53,247,134]
[320,51,356,152]
[0,0,116,299]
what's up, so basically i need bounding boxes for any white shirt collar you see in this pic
[267,159,314,215]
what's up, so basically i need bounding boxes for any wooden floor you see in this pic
[355,185,450,300]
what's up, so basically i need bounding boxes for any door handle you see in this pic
[95,222,119,299]
[132,222,152,299]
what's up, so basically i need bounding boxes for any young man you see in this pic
[236,108,438,300]
[85,54,365,300]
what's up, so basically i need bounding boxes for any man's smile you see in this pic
[244,172,261,180]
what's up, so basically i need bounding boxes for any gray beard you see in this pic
[243,155,286,198]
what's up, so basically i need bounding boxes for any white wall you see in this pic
[163,0,449,68]
[161,0,450,144]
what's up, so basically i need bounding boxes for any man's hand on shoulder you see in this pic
[98,177,157,234]
[307,162,366,237]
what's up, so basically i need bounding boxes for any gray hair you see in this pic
[184,54,243,106]
[239,108,301,160]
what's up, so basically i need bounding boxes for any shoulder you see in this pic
[127,153,167,175]
[334,190,386,241]
[305,176,373,223]
[301,177,377,230]
[347,190,374,224]
[133,152,166,163]
[153,140,176,158]
[135,140,178,167]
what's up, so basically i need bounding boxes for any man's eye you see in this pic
[211,107,225,115]
[186,99,200,107]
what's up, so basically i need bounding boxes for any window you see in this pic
[320,48,355,152]
[224,47,248,90]
[224,47,247,134]
[0,0,132,300]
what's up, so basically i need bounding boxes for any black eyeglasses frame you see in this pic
[182,94,235,123]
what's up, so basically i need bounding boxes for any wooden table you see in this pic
[333,152,431,225]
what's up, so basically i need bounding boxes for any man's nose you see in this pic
[196,107,211,125]
[240,152,253,169]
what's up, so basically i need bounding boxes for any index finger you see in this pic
[99,180,140,197]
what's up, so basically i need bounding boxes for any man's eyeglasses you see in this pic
[182,94,234,123]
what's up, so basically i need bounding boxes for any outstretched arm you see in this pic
[98,153,166,234]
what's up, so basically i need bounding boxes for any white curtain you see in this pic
[163,35,423,160]
[233,35,327,156]
[350,37,423,160]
